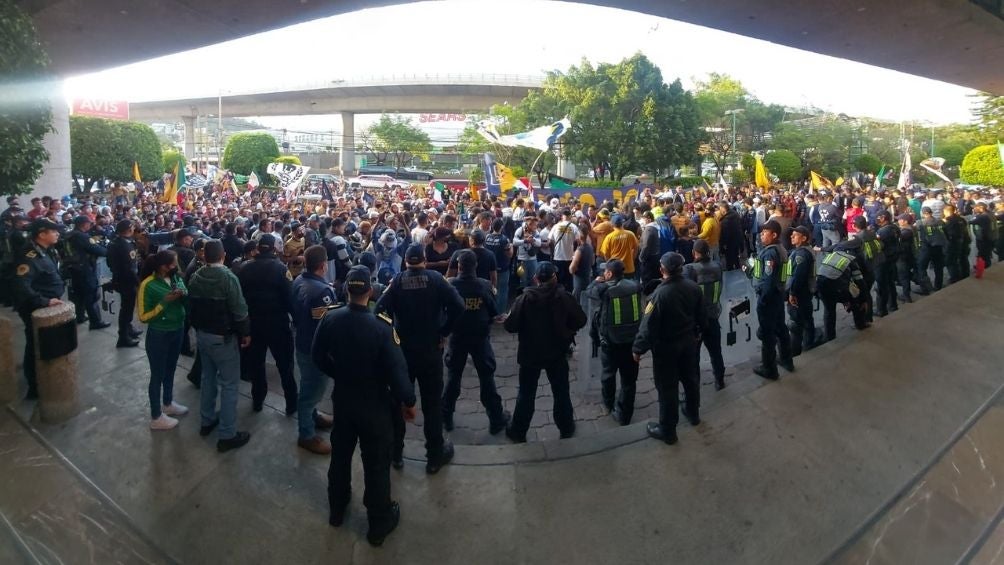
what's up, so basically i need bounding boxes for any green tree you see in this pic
[692,73,786,157]
[536,54,701,181]
[972,92,1004,143]
[0,2,54,196]
[360,114,432,170]
[960,145,1004,186]
[162,150,186,174]
[221,132,280,180]
[274,155,302,166]
[764,150,802,182]
[69,117,161,187]
[854,154,882,175]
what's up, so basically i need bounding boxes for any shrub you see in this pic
[764,149,802,182]
[70,116,161,183]
[960,145,1004,186]
[222,132,280,180]
[274,155,302,166]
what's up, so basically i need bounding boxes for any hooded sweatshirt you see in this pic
[504,281,587,365]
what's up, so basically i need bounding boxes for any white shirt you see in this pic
[548,220,580,261]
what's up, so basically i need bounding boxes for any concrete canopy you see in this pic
[19,0,1004,94]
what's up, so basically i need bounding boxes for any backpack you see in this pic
[655,217,676,255]
[599,279,643,345]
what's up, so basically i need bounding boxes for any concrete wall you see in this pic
[27,93,71,203]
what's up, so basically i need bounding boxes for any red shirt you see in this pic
[844,207,864,235]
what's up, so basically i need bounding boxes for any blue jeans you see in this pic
[146,327,184,419]
[295,350,328,440]
[520,258,538,288]
[495,268,510,314]
[198,331,242,440]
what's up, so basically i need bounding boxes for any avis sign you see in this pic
[72,99,130,120]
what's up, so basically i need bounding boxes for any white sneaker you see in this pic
[150,414,179,430]
[162,402,189,416]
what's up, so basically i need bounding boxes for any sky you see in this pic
[63,0,979,139]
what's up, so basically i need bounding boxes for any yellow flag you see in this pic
[497,163,517,192]
[834,176,844,187]
[809,171,833,191]
[163,162,180,204]
[754,156,770,189]
[132,161,141,182]
[469,183,479,200]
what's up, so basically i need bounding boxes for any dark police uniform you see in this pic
[106,232,140,344]
[784,244,816,357]
[971,209,995,267]
[0,220,28,307]
[856,229,882,323]
[943,213,969,283]
[683,258,726,389]
[12,239,65,398]
[747,242,792,378]
[916,217,947,290]
[441,271,506,433]
[312,301,415,542]
[632,269,705,441]
[587,275,644,422]
[815,249,865,341]
[875,222,901,315]
[237,248,298,413]
[291,271,336,440]
[66,225,108,328]
[376,263,463,469]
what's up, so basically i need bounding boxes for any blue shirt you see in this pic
[291,272,336,354]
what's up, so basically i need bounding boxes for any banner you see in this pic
[536,187,644,207]
[71,98,129,120]
[482,153,501,195]
[919,157,954,187]
[267,162,310,196]
[476,118,571,151]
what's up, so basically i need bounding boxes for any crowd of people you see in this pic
[2,173,1002,545]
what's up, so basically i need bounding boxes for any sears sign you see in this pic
[71,99,130,120]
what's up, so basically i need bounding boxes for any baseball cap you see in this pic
[660,252,685,272]
[535,261,558,281]
[30,218,60,236]
[611,214,626,227]
[760,220,782,234]
[258,233,277,249]
[792,225,811,238]
[344,265,372,295]
[405,243,426,265]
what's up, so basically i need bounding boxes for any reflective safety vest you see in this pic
[861,235,884,266]
[817,250,854,281]
[784,247,816,294]
[748,244,788,292]
[689,259,723,318]
[601,278,643,345]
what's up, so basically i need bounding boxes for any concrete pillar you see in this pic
[27,91,71,203]
[340,112,355,176]
[33,303,79,423]
[557,159,576,180]
[183,116,196,161]
[0,314,15,404]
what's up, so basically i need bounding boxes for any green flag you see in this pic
[875,165,885,188]
[549,177,573,189]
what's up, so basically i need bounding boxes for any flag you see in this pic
[476,118,571,151]
[497,162,518,193]
[432,181,445,202]
[132,161,141,182]
[809,171,834,190]
[470,183,479,200]
[547,174,574,189]
[247,171,260,189]
[851,176,861,190]
[896,142,912,190]
[754,155,770,189]
[874,166,886,188]
[320,180,334,201]
[267,162,310,197]
[482,153,501,195]
[834,176,844,187]
[919,157,954,187]
[717,172,729,189]
[163,162,185,204]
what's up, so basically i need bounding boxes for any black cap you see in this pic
[258,233,276,249]
[612,214,626,227]
[115,219,133,234]
[405,243,426,265]
[792,225,811,238]
[535,261,558,281]
[760,220,782,234]
[470,229,486,245]
[30,218,60,236]
[73,215,92,227]
[345,265,372,295]
[455,249,477,272]
[660,251,685,272]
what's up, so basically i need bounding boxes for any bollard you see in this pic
[0,314,15,403]
[32,302,80,422]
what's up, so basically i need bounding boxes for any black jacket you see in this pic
[504,281,586,366]
[12,242,65,314]
[106,236,139,289]
[376,267,464,352]
[632,276,705,356]
[237,251,294,325]
[449,273,498,338]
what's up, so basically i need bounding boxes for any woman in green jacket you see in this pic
[138,250,188,430]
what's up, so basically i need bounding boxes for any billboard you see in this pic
[71,99,130,120]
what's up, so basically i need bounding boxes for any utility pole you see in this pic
[724,108,744,170]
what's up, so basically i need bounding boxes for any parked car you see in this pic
[346,174,411,190]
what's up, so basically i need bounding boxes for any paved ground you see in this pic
[1,265,1000,564]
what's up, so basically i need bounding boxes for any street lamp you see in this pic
[724,109,745,169]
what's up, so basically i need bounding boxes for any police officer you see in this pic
[970,201,995,268]
[874,211,900,316]
[66,216,110,330]
[916,206,947,291]
[441,249,508,434]
[682,240,726,390]
[587,258,643,423]
[313,265,416,547]
[895,214,920,302]
[851,215,881,323]
[12,219,65,399]
[238,234,298,414]
[632,252,706,445]
[376,243,463,474]
[291,245,336,455]
[745,220,794,380]
[784,226,816,357]
[504,261,587,441]
[106,220,141,347]
[816,247,866,342]
[1,214,29,307]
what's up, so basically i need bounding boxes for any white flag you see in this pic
[896,141,912,190]
[476,118,571,152]
[919,157,954,187]
[247,171,260,189]
[267,162,310,196]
